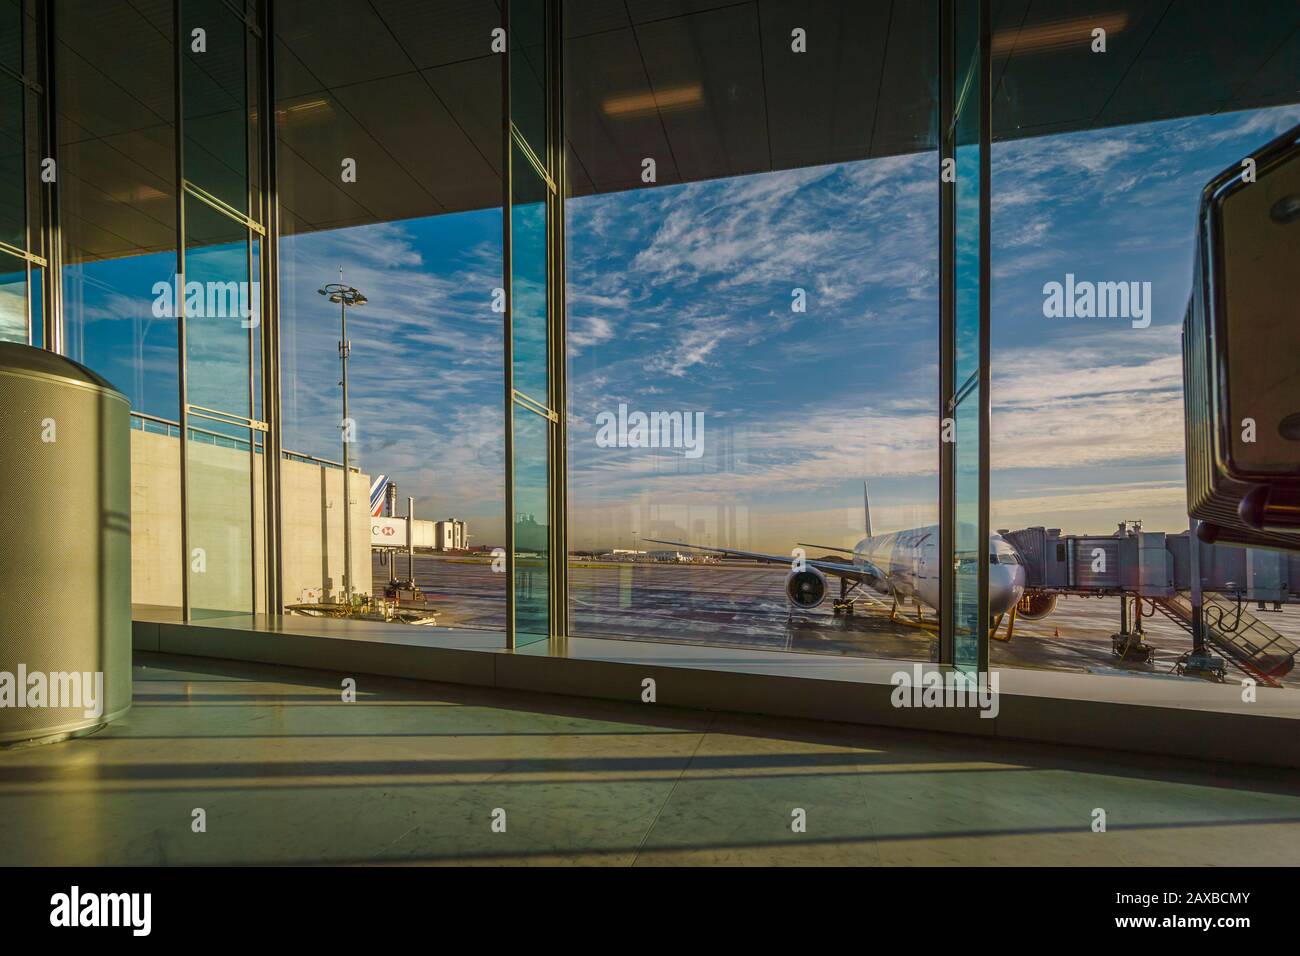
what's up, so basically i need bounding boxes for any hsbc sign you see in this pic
[370,516,408,547]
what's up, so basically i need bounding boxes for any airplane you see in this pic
[643,482,1031,627]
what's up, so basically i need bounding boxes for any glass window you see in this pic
[949,0,984,670]
[56,0,181,612]
[0,249,24,343]
[181,0,250,215]
[512,404,549,642]
[0,65,24,251]
[509,0,547,167]
[275,0,506,634]
[989,1,1300,679]
[0,0,20,77]
[182,194,253,418]
[510,140,548,406]
[564,3,941,659]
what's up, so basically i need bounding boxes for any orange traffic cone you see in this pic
[1053,627,1060,637]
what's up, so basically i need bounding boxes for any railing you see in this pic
[1155,591,1298,685]
[129,411,359,471]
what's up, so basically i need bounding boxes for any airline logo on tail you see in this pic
[368,475,388,517]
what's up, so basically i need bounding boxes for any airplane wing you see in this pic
[641,537,885,584]
[796,542,856,554]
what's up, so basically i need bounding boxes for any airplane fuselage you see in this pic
[849,525,1026,618]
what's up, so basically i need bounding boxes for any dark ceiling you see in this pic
[48,0,1300,263]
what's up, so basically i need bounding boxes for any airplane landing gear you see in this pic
[832,578,861,615]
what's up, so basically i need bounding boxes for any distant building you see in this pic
[514,513,548,553]
[648,550,689,562]
[434,519,468,551]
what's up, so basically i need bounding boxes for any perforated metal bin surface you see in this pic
[0,344,132,744]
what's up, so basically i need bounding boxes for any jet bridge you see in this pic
[1004,525,1300,685]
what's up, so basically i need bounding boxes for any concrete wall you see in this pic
[131,430,183,608]
[280,452,372,604]
[130,429,372,609]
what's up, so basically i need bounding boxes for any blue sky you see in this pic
[63,101,1300,551]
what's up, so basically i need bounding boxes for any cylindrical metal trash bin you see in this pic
[0,343,132,744]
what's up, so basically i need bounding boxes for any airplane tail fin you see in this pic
[863,481,873,539]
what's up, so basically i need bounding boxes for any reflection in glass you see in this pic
[511,141,548,406]
[0,0,20,77]
[953,394,980,664]
[513,404,549,643]
[273,0,507,637]
[182,188,256,616]
[181,0,249,215]
[509,0,547,167]
[183,194,254,418]
[563,2,940,661]
[62,252,179,414]
[185,414,254,616]
[950,0,983,669]
[28,261,39,347]
[54,0,180,611]
[0,72,24,250]
[0,252,24,343]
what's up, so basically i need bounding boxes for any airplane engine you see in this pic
[786,568,828,609]
[1017,590,1058,620]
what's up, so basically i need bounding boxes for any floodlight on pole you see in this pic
[317,273,367,605]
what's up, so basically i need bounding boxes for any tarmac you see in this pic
[369,554,1300,688]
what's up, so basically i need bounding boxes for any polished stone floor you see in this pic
[2,653,1299,866]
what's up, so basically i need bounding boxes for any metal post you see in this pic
[501,0,514,649]
[260,0,284,617]
[407,495,415,585]
[173,0,191,621]
[975,0,991,675]
[1189,518,1206,653]
[39,0,63,354]
[937,0,955,665]
[339,279,352,605]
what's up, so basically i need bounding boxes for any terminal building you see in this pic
[1,0,1299,869]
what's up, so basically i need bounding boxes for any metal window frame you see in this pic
[259,0,283,617]
[503,0,567,650]
[938,0,991,671]
[174,0,271,622]
[35,0,280,620]
[38,0,60,352]
[938,0,955,665]
[1,0,56,348]
[32,0,995,658]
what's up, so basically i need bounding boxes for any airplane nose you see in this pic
[989,565,1024,617]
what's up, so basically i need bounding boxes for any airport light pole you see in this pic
[319,276,368,605]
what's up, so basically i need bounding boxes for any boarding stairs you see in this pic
[1150,592,1298,687]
